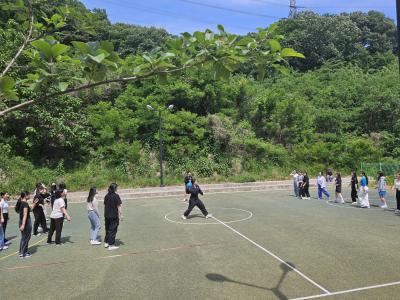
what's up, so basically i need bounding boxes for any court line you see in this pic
[290,280,400,300]
[211,215,331,295]
[0,237,47,261]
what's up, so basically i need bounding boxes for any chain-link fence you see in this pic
[360,162,400,177]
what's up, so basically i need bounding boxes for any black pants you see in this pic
[33,208,48,235]
[396,190,400,210]
[3,213,8,240]
[351,188,358,203]
[302,186,310,198]
[19,219,32,256]
[47,217,64,244]
[184,198,208,217]
[105,218,119,246]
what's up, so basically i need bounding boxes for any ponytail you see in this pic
[15,191,30,213]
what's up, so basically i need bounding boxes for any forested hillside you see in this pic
[0,0,398,192]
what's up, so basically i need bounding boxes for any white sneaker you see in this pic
[381,204,388,209]
[108,245,119,250]
[1,245,8,250]
[206,214,212,219]
[90,240,101,245]
[181,215,187,220]
[361,205,370,209]
[395,209,400,214]
[104,243,109,248]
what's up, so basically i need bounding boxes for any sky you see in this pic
[81,0,396,35]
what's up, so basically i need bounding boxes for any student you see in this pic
[182,179,212,219]
[104,183,123,250]
[47,190,71,245]
[50,183,57,208]
[392,172,400,213]
[317,172,330,200]
[15,192,31,257]
[0,201,7,251]
[349,171,359,205]
[298,172,304,199]
[32,185,49,236]
[59,182,68,209]
[290,170,299,197]
[0,192,10,244]
[359,171,370,208]
[334,172,345,204]
[87,187,101,245]
[301,172,310,200]
[377,172,388,209]
[183,172,193,202]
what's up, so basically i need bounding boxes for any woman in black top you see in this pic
[301,172,310,200]
[104,183,123,250]
[335,172,344,204]
[32,185,48,236]
[182,179,212,219]
[349,171,358,204]
[183,172,193,202]
[15,192,32,258]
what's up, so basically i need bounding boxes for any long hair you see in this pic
[15,192,29,213]
[87,187,97,203]
[361,171,369,185]
[377,171,384,181]
[108,183,118,194]
[336,172,341,180]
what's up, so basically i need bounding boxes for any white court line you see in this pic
[290,280,400,300]
[211,215,331,295]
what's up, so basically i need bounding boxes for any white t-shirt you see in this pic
[87,197,99,214]
[0,199,8,214]
[51,198,65,219]
[317,176,327,189]
[394,179,400,190]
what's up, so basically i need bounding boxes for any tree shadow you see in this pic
[206,262,294,300]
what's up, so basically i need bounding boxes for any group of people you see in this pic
[291,170,400,212]
[0,182,123,258]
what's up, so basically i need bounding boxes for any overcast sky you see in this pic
[81,0,396,35]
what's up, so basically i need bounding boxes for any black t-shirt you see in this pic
[336,177,342,187]
[303,175,309,187]
[104,193,122,219]
[351,176,358,189]
[19,201,31,221]
[189,185,203,200]
[33,194,44,212]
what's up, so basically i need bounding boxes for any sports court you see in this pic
[1,187,400,299]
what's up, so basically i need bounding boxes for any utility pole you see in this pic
[397,0,400,73]
[289,0,297,19]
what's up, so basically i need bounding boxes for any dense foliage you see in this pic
[0,1,399,193]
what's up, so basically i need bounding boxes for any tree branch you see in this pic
[1,0,34,78]
[0,61,205,117]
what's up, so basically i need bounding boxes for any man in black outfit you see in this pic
[350,171,359,204]
[183,172,193,202]
[182,179,211,219]
[104,183,123,250]
[32,186,49,236]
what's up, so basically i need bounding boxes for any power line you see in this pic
[176,0,283,19]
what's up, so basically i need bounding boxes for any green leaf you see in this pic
[281,48,305,58]
[0,76,16,91]
[51,43,69,57]
[268,39,281,52]
[72,41,90,54]
[58,82,69,91]
[31,40,52,60]
[236,37,255,47]
[88,53,106,63]
[217,24,225,33]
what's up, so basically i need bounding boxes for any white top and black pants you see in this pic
[183,185,209,217]
[394,179,400,210]
[0,199,9,242]
[47,197,66,245]
[104,193,122,246]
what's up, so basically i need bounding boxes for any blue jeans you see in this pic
[318,185,330,199]
[0,223,4,249]
[293,182,299,197]
[88,211,101,241]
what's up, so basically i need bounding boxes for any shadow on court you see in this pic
[206,262,293,300]
[61,236,74,244]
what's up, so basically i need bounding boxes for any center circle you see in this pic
[164,207,253,225]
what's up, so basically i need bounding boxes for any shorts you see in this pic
[378,191,386,197]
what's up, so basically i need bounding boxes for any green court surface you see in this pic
[1,187,400,299]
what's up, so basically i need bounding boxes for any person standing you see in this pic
[87,187,101,245]
[377,172,388,209]
[47,190,71,245]
[15,192,32,257]
[359,171,370,208]
[32,185,49,236]
[0,192,10,245]
[183,172,193,202]
[104,183,123,250]
[392,172,400,213]
[298,172,304,199]
[350,171,359,205]
[334,172,345,204]
[317,172,330,200]
[0,201,7,251]
[182,179,212,219]
[301,172,310,200]
[50,183,58,208]
[59,182,68,210]
[290,170,299,197]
